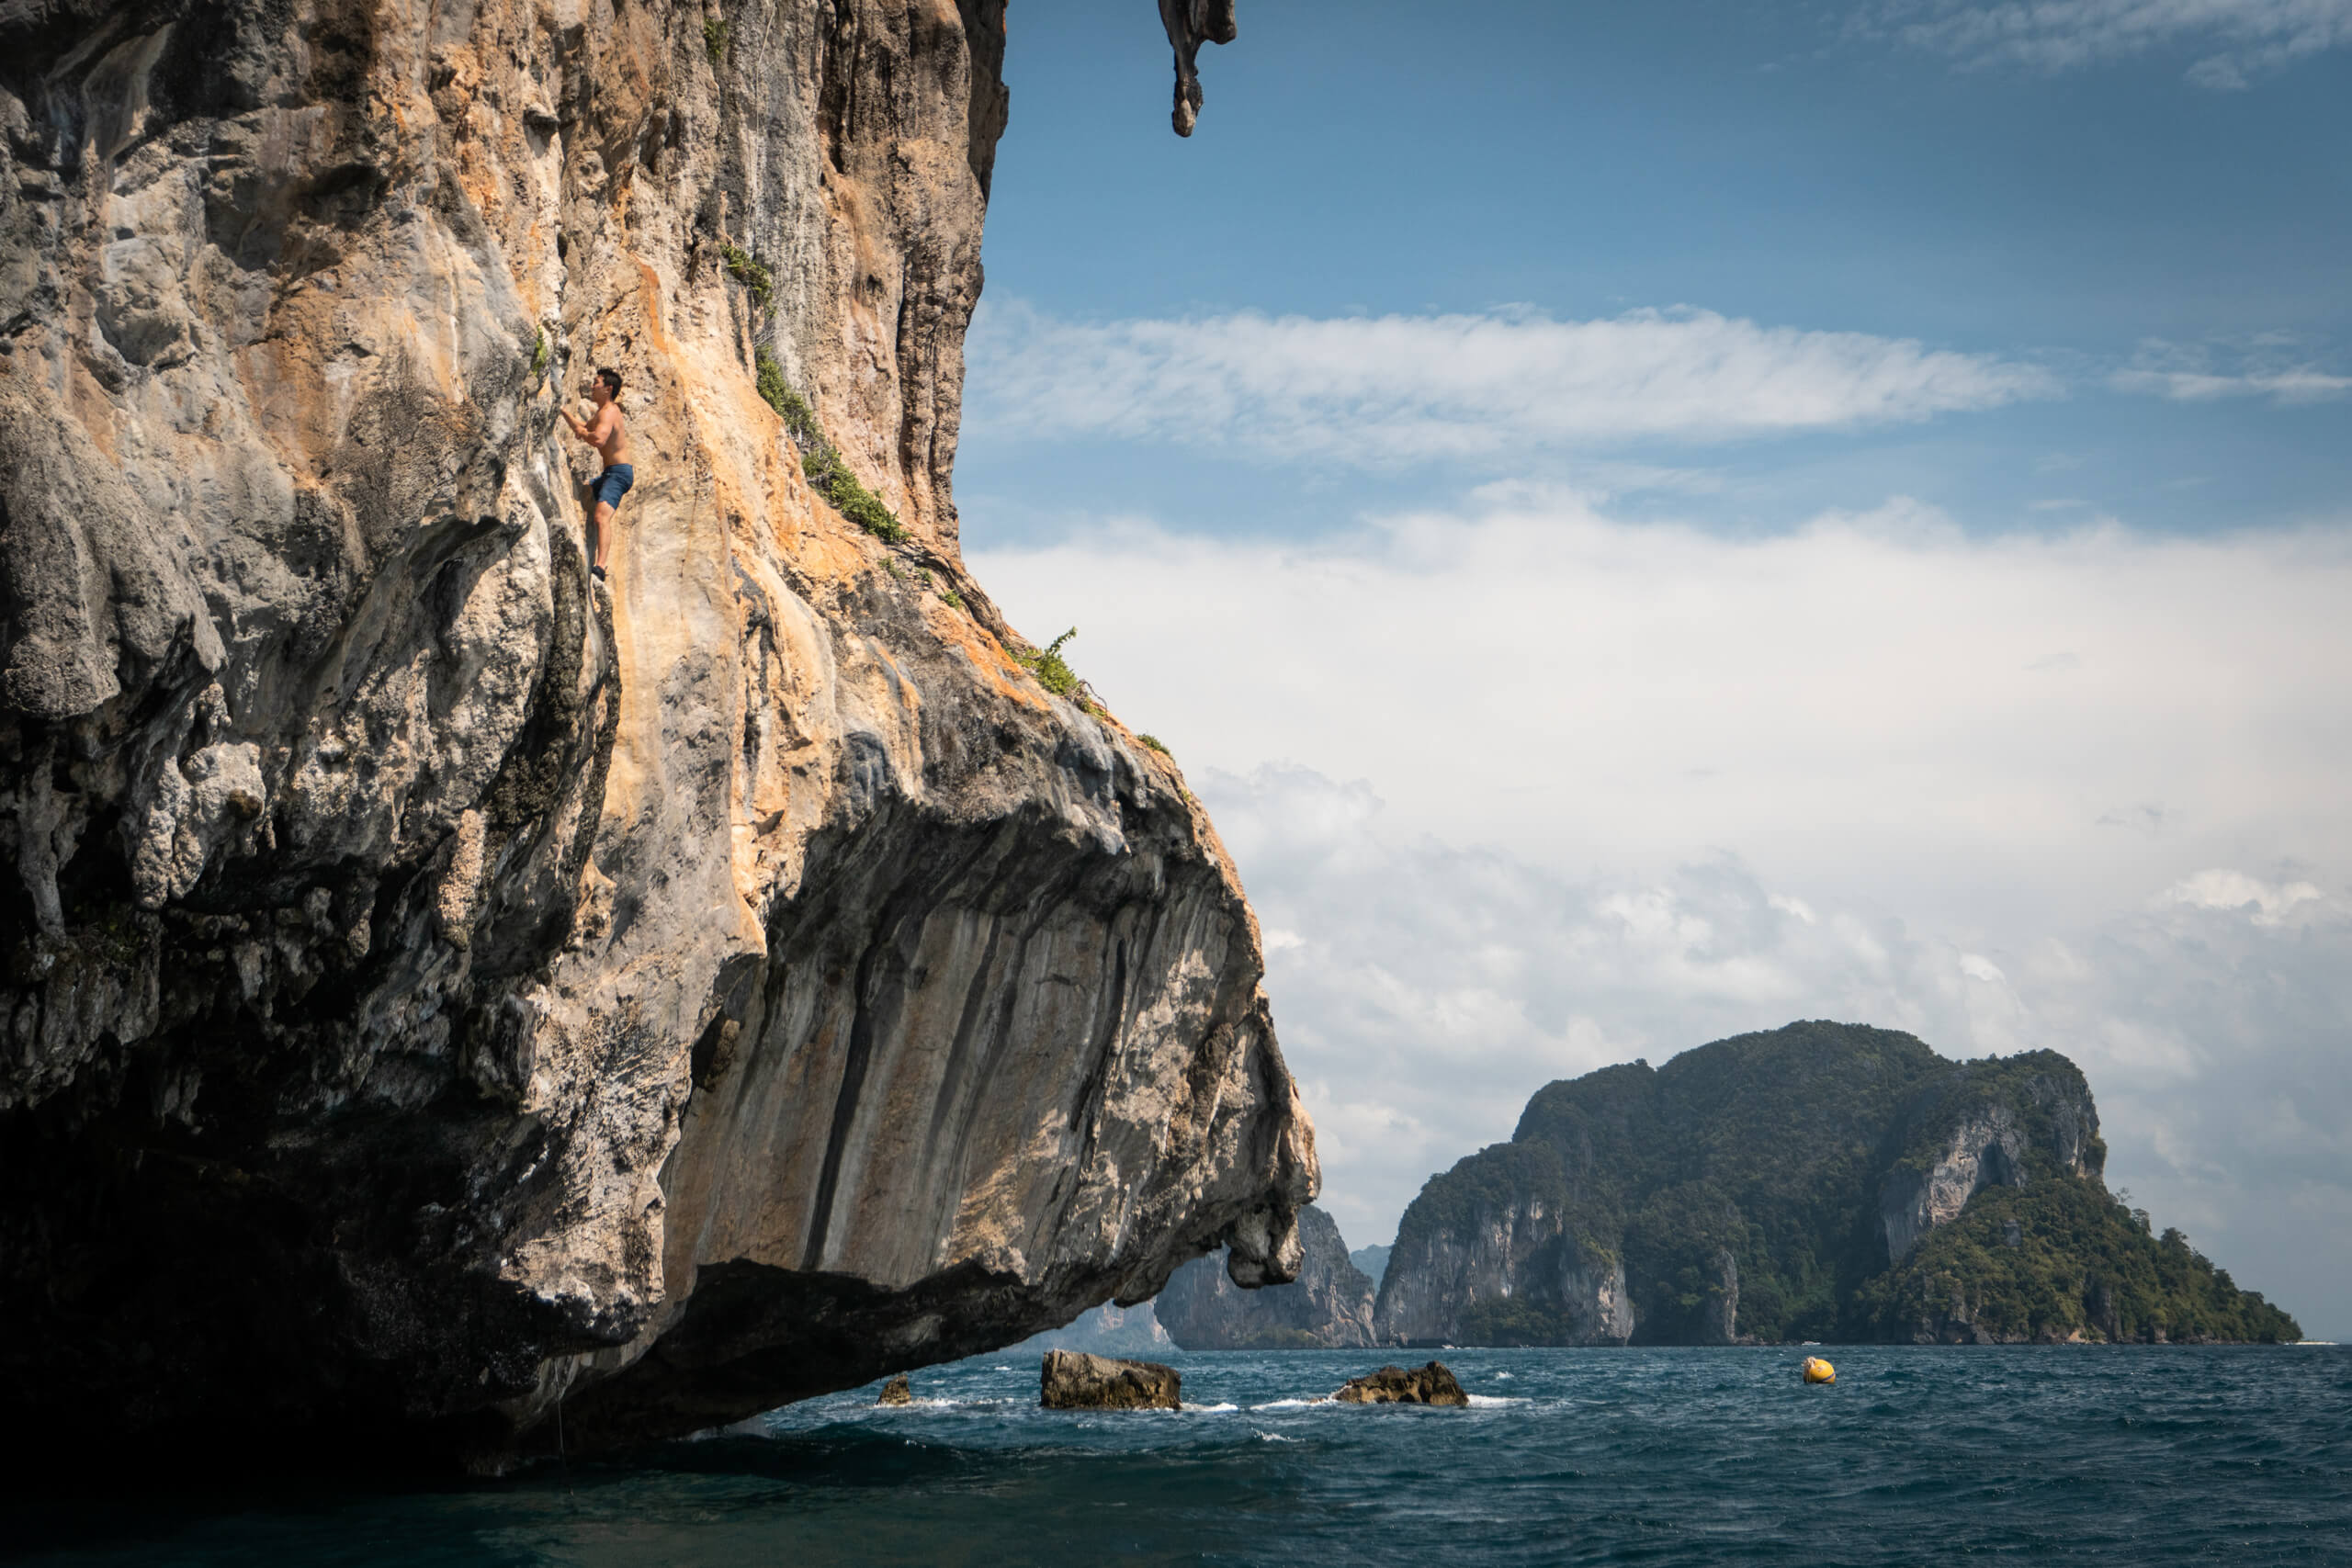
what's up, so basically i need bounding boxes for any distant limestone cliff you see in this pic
[0,0,1309,1469]
[1157,1204,1378,1349]
[1376,1022,2299,1347]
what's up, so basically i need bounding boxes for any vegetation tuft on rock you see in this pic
[720,243,772,309]
[1012,628,1082,697]
[753,351,910,544]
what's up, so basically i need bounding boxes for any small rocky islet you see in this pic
[1330,1362,1471,1406]
[1028,1352,1470,1410]
[1038,1351,1184,1411]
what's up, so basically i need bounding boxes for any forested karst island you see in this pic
[1374,1022,2299,1347]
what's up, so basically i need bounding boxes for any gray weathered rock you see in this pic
[1159,0,1239,136]
[1331,1361,1467,1407]
[0,0,1310,1470]
[1039,1350,1181,1410]
[1156,1203,1376,1349]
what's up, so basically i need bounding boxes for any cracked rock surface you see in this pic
[0,0,1309,1469]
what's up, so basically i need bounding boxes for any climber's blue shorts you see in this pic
[590,463,634,512]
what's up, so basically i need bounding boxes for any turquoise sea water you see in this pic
[14,1346,2349,1565]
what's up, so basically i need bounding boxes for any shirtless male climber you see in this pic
[560,367,632,581]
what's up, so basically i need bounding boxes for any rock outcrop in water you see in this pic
[1330,1361,1466,1406]
[1039,1349,1181,1410]
[1155,1202,1376,1349]
[1376,1023,2298,1347]
[0,0,1310,1469]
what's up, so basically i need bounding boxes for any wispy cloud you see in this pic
[2109,335,2352,402]
[1869,0,2352,86]
[965,301,2055,464]
[2113,368,2352,402]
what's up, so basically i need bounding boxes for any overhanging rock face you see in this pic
[0,0,1310,1467]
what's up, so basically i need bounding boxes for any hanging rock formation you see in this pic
[0,0,1310,1469]
[1159,0,1238,136]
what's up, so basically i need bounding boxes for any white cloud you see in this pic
[2112,368,2352,403]
[2163,868,2329,924]
[979,496,2352,936]
[973,493,2352,1333]
[964,301,2055,462]
[1871,0,2352,84]
[2112,335,2352,403]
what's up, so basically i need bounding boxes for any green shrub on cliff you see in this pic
[801,446,908,543]
[1011,628,1083,697]
[720,243,773,309]
[752,353,910,545]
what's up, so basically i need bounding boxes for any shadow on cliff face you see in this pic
[0,0,1310,1471]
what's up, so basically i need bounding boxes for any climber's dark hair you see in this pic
[596,367,623,396]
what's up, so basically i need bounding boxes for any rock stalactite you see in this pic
[1159,0,1239,136]
[0,0,1309,1470]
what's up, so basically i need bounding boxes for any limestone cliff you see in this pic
[1376,1023,2297,1346]
[0,0,1311,1468]
[1372,1140,1633,1348]
[1155,1202,1376,1349]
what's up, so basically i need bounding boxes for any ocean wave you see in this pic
[1466,1394,1525,1408]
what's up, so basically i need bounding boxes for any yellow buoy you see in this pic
[1802,1356,1836,1385]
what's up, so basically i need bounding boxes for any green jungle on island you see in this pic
[1357,1025,2300,1349]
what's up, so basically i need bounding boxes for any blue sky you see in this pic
[954,2,2352,1333]
[960,0,2348,543]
